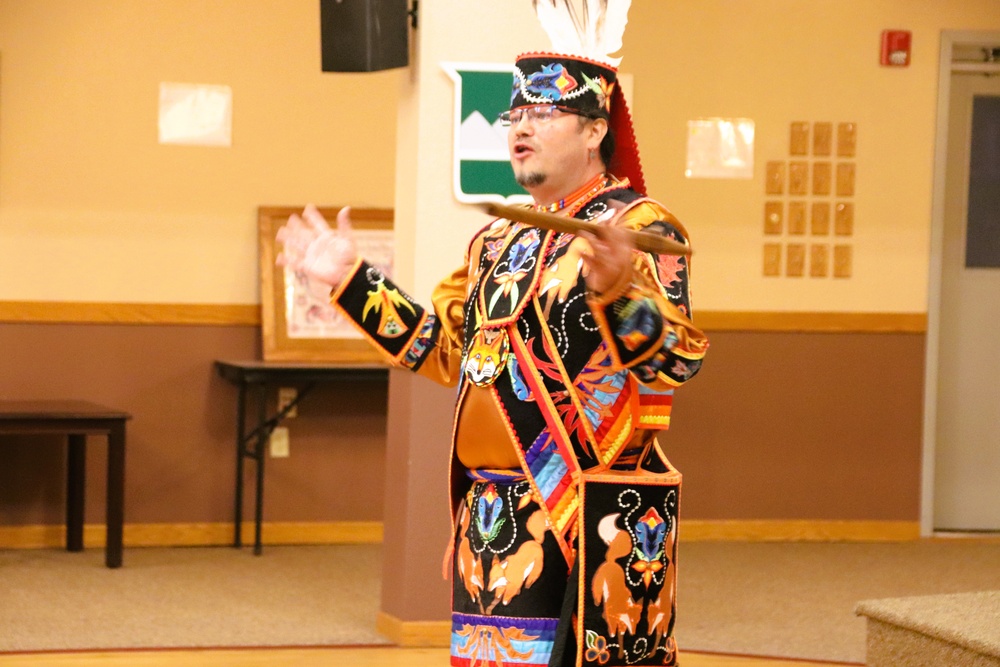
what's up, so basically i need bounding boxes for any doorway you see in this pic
[923,32,1000,534]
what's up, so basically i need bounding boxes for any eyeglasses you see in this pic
[498,104,583,127]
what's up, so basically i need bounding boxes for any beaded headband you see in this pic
[510,53,617,118]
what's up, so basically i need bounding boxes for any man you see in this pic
[278,50,707,667]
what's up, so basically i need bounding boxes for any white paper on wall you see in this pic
[685,118,755,179]
[158,83,233,146]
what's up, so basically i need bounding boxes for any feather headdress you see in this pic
[531,0,632,67]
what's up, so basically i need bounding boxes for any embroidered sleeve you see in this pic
[587,201,709,389]
[331,257,468,387]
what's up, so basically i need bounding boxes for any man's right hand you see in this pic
[275,204,358,291]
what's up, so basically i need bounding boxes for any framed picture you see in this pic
[258,205,394,362]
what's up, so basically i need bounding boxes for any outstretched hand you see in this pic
[276,204,358,291]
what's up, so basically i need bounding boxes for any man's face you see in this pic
[507,105,603,202]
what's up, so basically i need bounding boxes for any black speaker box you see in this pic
[320,0,409,72]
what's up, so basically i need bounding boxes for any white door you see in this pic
[933,70,1000,531]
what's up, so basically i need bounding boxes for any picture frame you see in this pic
[258,205,394,362]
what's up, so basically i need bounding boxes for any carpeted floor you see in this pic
[1,540,998,663]
[0,545,390,652]
[676,540,1000,663]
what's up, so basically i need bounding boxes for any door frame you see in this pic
[921,30,1000,536]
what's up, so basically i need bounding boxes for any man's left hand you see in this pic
[580,223,634,296]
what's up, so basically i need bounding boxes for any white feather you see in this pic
[594,0,631,66]
[533,0,584,58]
[582,0,606,57]
[532,0,632,67]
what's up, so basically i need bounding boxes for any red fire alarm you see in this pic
[881,30,912,67]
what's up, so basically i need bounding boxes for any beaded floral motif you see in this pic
[512,63,615,112]
[489,229,541,315]
[513,63,589,105]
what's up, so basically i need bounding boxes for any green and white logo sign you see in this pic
[442,63,531,204]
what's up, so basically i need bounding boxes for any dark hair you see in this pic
[599,126,616,167]
[578,113,616,167]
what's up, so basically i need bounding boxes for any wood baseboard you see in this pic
[682,520,921,542]
[0,519,919,551]
[376,611,451,648]
[0,521,383,549]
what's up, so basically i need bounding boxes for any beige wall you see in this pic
[0,0,399,305]
[625,0,1000,313]
[4,1,998,312]
[387,0,1000,312]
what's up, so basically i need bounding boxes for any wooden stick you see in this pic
[481,202,691,256]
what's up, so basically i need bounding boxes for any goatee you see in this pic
[515,171,546,188]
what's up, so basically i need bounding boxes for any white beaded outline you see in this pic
[616,488,674,589]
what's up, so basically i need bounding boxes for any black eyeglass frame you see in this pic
[497,104,592,127]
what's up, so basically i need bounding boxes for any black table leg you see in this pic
[66,434,86,552]
[253,383,267,555]
[105,420,126,568]
[234,383,248,548]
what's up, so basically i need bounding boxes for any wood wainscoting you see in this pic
[0,305,927,560]
[0,301,926,333]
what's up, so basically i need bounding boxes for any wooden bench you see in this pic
[0,400,130,568]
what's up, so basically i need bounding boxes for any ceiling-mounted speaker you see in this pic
[320,0,410,72]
